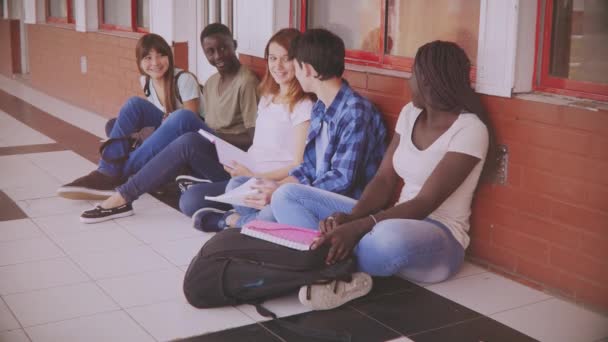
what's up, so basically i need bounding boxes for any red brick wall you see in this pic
[0,19,21,77]
[242,53,608,311]
[27,24,142,118]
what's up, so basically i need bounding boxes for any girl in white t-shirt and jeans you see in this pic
[270,41,497,310]
[79,28,313,224]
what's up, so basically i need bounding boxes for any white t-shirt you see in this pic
[392,102,489,249]
[139,68,202,114]
[247,95,313,173]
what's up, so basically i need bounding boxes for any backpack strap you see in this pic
[174,70,186,104]
[143,76,151,97]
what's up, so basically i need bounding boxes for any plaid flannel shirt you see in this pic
[289,81,387,199]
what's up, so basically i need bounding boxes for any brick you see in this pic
[480,95,511,120]
[238,54,252,64]
[503,212,580,249]
[357,89,407,116]
[468,239,519,271]
[589,135,608,161]
[571,277,608,311]
[501,120,592,155]
[367,74,409,96]
[550,246,608,284]
[343,70,367,89]
[579,233,608,263]
[516,257,562,290]
[583,183,608,212]
[553,154,608,186]
[521,168,587,205]
[561,106,608,134]
[552,201,608,236]
[491,226,549,262]
[507,97,562,126]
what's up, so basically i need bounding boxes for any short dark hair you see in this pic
[200,23,233,45]
[288,28,345,80]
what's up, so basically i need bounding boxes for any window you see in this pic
[0,0,4,18]
[537,0,608,100]
[302,0,480,71]
[47,0,74,24]
[100,0,149,32]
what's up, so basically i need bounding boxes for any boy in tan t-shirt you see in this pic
[200,23,259,150]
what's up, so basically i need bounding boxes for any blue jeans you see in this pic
[179,180,232,216]
[222,176,276,227]
[117,132,230,206]
[270,183,465,283]
[99,97,208,179]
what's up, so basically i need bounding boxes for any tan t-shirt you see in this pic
[203,65,259,134]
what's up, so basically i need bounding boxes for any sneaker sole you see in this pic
[57,187,116,200]
[192,207,227,231]
[80,210,134,224]
[175,175,211,183]
[298,272,373,310]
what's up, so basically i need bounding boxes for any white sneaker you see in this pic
[299,272,373,310]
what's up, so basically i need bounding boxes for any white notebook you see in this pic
[198,129,258,172]
[204,178,258,208]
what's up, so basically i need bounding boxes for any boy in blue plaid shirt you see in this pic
[195,28,386,231]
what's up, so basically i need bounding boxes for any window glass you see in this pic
[103,0,132,28]
[48,0,67,18]
[550,0,608,84]
[386,0,480,61]
[0,0,4,18]
[307,0,381,52]
[137,0,149,29]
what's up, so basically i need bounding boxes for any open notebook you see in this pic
[198,129,258,173]
[241,220,321,251]
[204,178,258,208]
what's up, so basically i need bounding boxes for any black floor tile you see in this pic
[0,190,28,221]
[410,317,538,342]
[350,286,481,336]
[262,306,401,342]
[178,323,284,342]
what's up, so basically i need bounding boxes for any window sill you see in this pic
[345,63,411,79]
[515,92,608,112]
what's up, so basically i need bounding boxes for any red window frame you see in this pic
[99,0,148,33]
[535,0,608,101]
[46,0,74,24]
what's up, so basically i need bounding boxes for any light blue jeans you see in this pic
[99,97,208,179]
[270,183,465,284]
[225,176,276,227]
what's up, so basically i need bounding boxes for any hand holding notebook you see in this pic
[198,129,258,173]
[204,178,259,208]
[241,220,321,251]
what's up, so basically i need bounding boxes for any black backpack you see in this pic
[183,228,356,341]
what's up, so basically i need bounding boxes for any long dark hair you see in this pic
[258,28,312,112]
[135,33,177,114]
[413,40,497,178]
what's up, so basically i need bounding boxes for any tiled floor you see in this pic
[0,74,607,341]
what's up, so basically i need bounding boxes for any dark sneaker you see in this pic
[192,208,230,232]
[80,203,134,224]
[176,175,211,193]
[57,171,121,200]
[299,272,373,310]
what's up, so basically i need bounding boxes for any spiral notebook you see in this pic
[241,220,321,251]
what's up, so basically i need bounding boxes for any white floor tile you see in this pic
[0,258,89,295]
[25,311,153,342]
[97,267,184,308]
[0,299,20,332]
[131,194,166,211]
[0,220,43,242]
[0,155,59,190]
[0,111,55,147]
[150,235,211,267]
[23,151,96,184]
[50,227,143,256]
[426,272,551,315]
[126,299,254,341]
[0,329,30,342]
[236,293,311,322]
[33,213,120,238]
[16,197,92,218]
[491,298,608,342]
[453,261,489,279]
[71,246,173,280]
[3,179,62,201]
[3,282,118,327]
[118,212,201,244]
[0,238,64,266]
